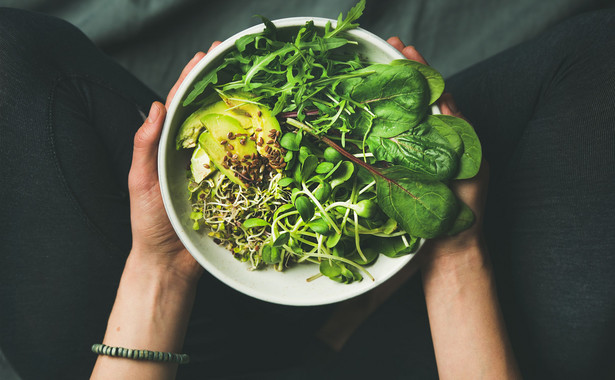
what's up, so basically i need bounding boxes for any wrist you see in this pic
[127,245,203,288]
[102,257,198,352]
[421,239,491,291]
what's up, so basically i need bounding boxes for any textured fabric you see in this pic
[0,7,159,379]
[2,0,610,96]
[1,6,615,380]
[446,10,615,379]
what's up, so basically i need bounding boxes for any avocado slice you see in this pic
[190,145,215,183]
[197,114,260,188]
[222,95,285,170]
[176,100,254,150]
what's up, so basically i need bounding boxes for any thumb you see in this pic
[129,101,166,191]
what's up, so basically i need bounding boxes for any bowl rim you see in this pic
[158,17,431,306]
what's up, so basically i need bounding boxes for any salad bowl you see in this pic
[158,17,432,306]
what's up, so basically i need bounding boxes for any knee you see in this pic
[550,10,615,64]
[0,7,90,65]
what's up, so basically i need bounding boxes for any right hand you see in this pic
[387,36,489,259]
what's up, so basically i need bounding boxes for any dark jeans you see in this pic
[1,7,614,380]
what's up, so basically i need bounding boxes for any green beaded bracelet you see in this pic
[91,343,190,364]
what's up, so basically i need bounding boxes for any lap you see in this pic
[2,6,614,380]
[0,7,158,379]
[448,9,615,379]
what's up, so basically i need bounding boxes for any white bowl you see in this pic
[159,17,430,306]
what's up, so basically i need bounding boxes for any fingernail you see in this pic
[147,102,160,123]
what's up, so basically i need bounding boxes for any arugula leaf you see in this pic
[256,15,278,39]
[183,68,221,107]
[325,0,366,38]
[236,34,257,53]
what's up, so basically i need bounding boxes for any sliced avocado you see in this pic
[176,101,227,150]
[176,101,254,150]
[197,114,259,188]
[190,145,215,183]
[223,95,285,170]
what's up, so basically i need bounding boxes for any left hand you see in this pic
[127,43,221,284]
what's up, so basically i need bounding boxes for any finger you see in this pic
[438,93,462,117]
[129,101,166,191]
[401,45,428,65]
[208,40,222,52]
[165,51,207,108]
[387,36,405,52]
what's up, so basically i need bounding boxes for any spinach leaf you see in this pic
[391,59,445,105]
[365,235,419,258]
[431,114,482,179]
[446,201,475,236]
[374,166,458,238]
[338,64,429,138]
[367,121,459,181]
[424,115,463,157]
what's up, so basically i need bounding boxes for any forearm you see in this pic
[91,250,199,380]
[422,243,521,380]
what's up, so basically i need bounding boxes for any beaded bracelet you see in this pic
[91,343,190,364]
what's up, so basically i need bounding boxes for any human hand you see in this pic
[127,43,221,284]
[387,37,489,259]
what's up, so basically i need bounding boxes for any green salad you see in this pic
[175,0,481,283]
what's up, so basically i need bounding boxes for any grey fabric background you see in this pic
[1,0,613,379]
[3,0,612,96]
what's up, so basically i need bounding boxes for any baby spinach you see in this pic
[391,59,445,105]
[365,235,420,258]
[367,122,459,181]
[337,64,430,138]
[447,201,475,236]
[431,114,482,179]
[374,166,458,238]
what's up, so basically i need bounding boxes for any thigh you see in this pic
[447,10,615,379]
[0,8,336,380]
[0,8,159,379]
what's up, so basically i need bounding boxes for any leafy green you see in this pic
[391,59,445,105]
[367,122,459,181]
[432,114,482,179]
[183,69,222,107]
[324,0,366,38]
[374,166,458,238]
[178,0,484,285]
[446,201,475,236]
[366,235,419,258]
[338,64,430,138]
